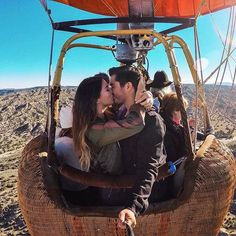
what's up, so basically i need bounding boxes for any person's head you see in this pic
[150,86,172,100]
[160,92,188,124]
[108,65,130,81]
[147,71,172,95]
[73,75,113,170]
[94,72,110,84]
[110,70,140,105]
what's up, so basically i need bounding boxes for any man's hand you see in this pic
[118,208,136,229]
[135,91,153,110]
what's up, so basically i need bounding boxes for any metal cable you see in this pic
[210,7,236,114]
[192,0,208,143]
[101,0,119,16]
[195,22,208,134]
[208,5,236,64]
[223,66,236,114]
[204,47,236,83]
[39,0,55,134]
[193,24,199,151]
[213,7,233,91]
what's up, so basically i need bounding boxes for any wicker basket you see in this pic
[17,134,236,236]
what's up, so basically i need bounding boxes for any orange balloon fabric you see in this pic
[54,0,236,17]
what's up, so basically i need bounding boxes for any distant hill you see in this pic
[0,85,235,154]
[0,85,235,236]
[0,89,16,96]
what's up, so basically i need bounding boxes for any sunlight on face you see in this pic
[98,79,113,107]
[172,110,182,125]
[110,76,126,105]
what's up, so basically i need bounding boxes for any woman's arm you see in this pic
[86,104,145,147]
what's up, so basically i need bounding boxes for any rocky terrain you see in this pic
[0,85,235,235]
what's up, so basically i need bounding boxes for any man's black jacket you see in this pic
[119,110,166,216]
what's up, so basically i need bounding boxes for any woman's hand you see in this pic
[135,91,153,110]
[118,208,136,229]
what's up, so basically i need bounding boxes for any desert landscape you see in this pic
[0,85,235,235]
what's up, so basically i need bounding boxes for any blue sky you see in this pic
[0,1,235,88]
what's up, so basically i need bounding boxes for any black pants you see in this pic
[98,179,172,207]
[63,187,101,206]
[63,179,173,207]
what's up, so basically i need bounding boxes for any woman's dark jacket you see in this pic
[159,112,186,199]
[160,113,186,163]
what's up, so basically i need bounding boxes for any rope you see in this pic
[208,5,236,64]
[193,25,199,151]
[213,7,233,91]
[192,1,208,143]
[115,0,124,17]
[101,0,119,16]
[210,7,236,114]
[223,66,236,114]
[39,0,48,12]
[195,0,206,20]
[194,27,204,85]
[204,47,236,84]
[39,0,55,134]
[195,24,207,134]
[45,28,55,133]
[204,6,236,84]
[145,55,150,72]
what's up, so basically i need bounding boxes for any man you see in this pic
[109,66,153,114]
[146,71,173,112]
[107,70,167,228]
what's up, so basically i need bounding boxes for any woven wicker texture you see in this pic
[17,134,236,236]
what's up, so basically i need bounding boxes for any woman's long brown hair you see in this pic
[73,76,103,171]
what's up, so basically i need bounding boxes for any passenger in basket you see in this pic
[159,92,188,165]
[159,92,198,199]
[146,71,173,112]
[99,70,167,229]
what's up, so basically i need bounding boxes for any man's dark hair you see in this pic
[94,72,109,83]
[115,70,140,92]
[108,66,130,76]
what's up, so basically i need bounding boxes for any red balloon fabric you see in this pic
[54,0,236,17]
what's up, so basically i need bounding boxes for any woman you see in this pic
[157,92,188,199]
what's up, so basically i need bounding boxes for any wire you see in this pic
[145,55,149,72]
[111,46,117,60]
[223,66,236,114]
[213,7,233,91]
[210,7,236,115]
[195,0,207,20]
[39,0,48,12]
[101,0,119,16]
[193,24,199,150]
[194,25,204,84]
[39,0,55,133]
[204,47,236,83]
[208,5,236,64]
